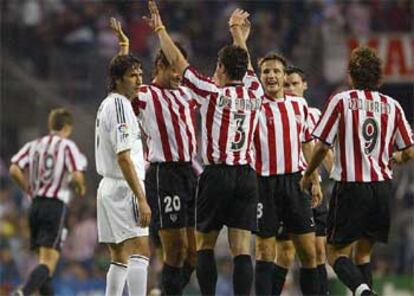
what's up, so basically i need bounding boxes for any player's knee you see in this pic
[296,244,317,267]
[277,243,296,267]
[164,236,188,266]
[256,238,275,261]
[353,251,371,265]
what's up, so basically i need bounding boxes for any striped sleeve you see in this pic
[11,141,33,169]
[182,66,218,104]
[312,94,342,145]
[394,102,414,150]
[132,85,149,117]
[64,141,87,172]
[301,103,313,143]
[243,70,264,97]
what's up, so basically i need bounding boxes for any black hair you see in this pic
[108,54,141,92]
[348,47,382,90]
[217,45,248,81]
[48,108,72,131]
[285,65,306,81]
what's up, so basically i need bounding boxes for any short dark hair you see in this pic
[285,65,306,81]
[218,45,248,81]
[48,108,72,131]
[154,42,188,69]
[109,54,141,91]
[348,47,382,90]
[258,52,288,73]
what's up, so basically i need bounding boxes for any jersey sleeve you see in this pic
[243,70,264,97]
[182,66,219,105]
[64,141,87,173]
[108,97,135,154]
[131,85,150,118]
[394,102,414,150]
[301,102,313,143]
[312,94,342,146]
[11,141,32,169]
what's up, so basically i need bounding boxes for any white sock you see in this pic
[127,255,149,296]
[105,261,127,296]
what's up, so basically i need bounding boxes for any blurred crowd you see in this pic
[1,0,413,294]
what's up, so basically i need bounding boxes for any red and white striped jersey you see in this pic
[313,89,414,182]
[308,107,321,133]
[11,134,87,204]
[182,66,262,165]
[253,94,313,176]
[132,83,197,163]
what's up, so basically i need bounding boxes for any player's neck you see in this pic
[221,78,242,87]
[153,76,169,89]
[113,89,131,101]
[266,90,284,100]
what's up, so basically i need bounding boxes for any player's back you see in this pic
[12,134,85,203]
[317,89,413,182]
[95,93,145,180]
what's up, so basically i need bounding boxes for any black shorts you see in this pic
[29,197,68,251]
[146,162,196,238]
[328,181,392,245]
[256,173,315,239]
[196,164,258,233]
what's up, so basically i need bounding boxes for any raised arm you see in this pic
[110,17,129,61]
[146,0,189,76]
[229,9,253,71]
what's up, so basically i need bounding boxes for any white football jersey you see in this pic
[95,93,145,180]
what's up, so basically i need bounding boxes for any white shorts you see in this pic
[97,177,149,244]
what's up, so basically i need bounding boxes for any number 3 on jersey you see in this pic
[362,117,379,155]
[231,113,246,151]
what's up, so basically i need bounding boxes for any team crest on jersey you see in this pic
[169,214,178,223]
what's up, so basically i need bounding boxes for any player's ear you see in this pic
[304,81,308,91]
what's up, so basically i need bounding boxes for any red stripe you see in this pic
[338,101,347,181]
[218,89,231,162]
[396,106,412,146]
[14,148,30,166]
[279,102,292,174]
[182,78,211,99]
[364,91,378,182]
[254,124,262,173]
[264,104,276,174]
[151,88,173,161]
[350,91,363,181]
[172,90,194,159]
[131,97,146,115]
[52,163,66,198]
[162,89,185,161]
[318,99,340,142]
[206,94,218,163]
[291,101,302,171]
[246,90,257,164]
[378,95,389,179]
[66,145,78,172]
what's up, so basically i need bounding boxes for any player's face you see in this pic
[118,66,143,98]
[164,65,182,89]
[259,60,285,97]
[284,73,307,97]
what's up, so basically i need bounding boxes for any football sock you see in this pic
[317,264,328,295]
[255,260,274,296]
[181,261,194,290]
[196,250,217,296]
[22,264,50,296]
[105,261,127,296]
[333,257,371,295]
[39,277,54,295]
[127,255,149,296]
[271,264,288,295]
[162,263,182,295]
[357,262,373,289]
[233,255,253,296]
[299,267,319,295]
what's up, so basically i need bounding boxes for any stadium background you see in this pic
[0,0,413,295]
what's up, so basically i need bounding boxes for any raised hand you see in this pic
[144,0,164,31]
[229,8,250,29]
[110,17,129,44]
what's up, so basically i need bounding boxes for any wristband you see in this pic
[119,42,129,46]
[155,25,166,33]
